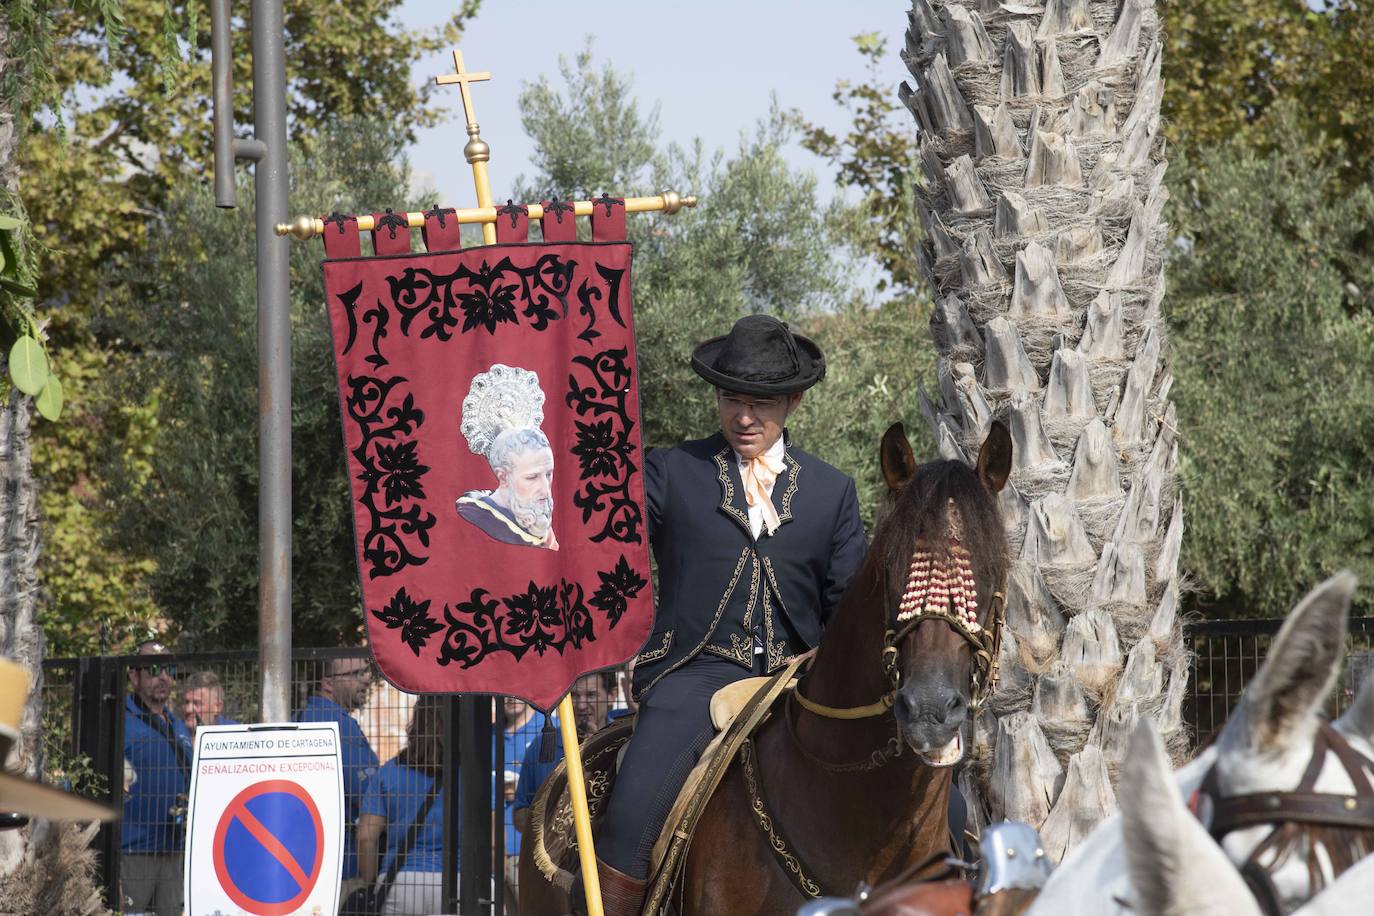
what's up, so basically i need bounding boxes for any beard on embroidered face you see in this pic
[509,489,554,536]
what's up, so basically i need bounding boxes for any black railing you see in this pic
[42,648,627,916]
[1182,618,1374,742]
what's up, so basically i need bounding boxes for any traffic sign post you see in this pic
[184,723,344,916]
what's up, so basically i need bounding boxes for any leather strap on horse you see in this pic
[642,654,808,915]
[1195,720,1374,916]
[792,684,894,719]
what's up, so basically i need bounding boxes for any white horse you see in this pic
[1030,571,1374,915]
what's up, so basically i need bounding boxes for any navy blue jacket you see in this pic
[122,695,193,853]
[632,432,866,698]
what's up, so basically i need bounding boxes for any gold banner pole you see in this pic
[438,48,608,916]
[274,191,695,240]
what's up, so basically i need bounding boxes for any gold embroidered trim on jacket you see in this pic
[712,448,751,532]
[703,635,752,666]
[777,457,800,523]
[635,630,673,665]
[762,557,790,672]
[740,554,761,631]
[639,547,751,696]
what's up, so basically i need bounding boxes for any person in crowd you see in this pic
[498,695,545,906]
[121,639,194,916]
[592,315,868,914]
[295,656,380,892]
[511,670,624,837]
[358,696,448,916]
[179,669,238,735]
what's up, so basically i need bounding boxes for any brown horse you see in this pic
[521,421,1011,915]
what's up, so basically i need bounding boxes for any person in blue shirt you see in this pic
[121,640,194,916]
[358,696,448,916]
[294,657,379,890]
[178,669,239,735]
[512,671,626,838]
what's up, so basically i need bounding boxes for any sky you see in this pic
[396,0,914,207]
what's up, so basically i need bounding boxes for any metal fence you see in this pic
[1182,618,1374,742]
[42,648,629,916]
[38,621,1374,913]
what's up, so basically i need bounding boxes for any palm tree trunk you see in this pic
[902,0,1184,858]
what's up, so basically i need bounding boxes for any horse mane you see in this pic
[1260,822,1374,896]
[871,458,1009,623]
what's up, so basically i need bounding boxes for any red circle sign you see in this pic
[212,779,326,915]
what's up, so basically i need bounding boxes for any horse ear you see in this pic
[1121,720,1262,916]
[880,422,918,493]
[1234,571,1356,752]
[975,420,1012,494]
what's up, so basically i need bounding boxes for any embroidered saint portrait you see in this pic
[456,364,559,551]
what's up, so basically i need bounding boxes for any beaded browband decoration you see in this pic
[896,538,981,632]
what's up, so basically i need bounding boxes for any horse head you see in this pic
[876,420,1011,768]
[1118,572,1374,914]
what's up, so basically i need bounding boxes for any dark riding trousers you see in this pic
[598,433,867,878]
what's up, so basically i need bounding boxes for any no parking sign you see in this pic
[184,723,344,916]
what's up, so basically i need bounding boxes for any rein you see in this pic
[1192,720,1374,915]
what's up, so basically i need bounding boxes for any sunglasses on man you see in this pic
[137,663,178,677]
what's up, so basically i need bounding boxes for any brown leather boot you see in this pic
[593,857,646,916]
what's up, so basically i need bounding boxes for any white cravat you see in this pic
[736,436,786,540]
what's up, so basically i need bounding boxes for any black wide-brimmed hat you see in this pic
[690,315,826,396]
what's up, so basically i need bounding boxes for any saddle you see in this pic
[524,658,805,911]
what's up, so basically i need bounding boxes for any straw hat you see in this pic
[0,658,115,821]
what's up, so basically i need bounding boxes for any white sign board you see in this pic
[183,723,345,916]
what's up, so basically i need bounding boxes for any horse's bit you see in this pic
[1191,720,1374,915]
[793,537,1006,723]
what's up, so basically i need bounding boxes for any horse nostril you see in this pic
[941,692,967,724]
[896,690,917,721]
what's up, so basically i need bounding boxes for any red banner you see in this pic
[320,210,652,709]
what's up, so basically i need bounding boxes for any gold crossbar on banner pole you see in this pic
[274,191,696,240]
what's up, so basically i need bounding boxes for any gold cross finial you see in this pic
[435,49,491,129]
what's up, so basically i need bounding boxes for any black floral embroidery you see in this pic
[338,281,391,369]
[372,587,443,656]
[595,193,623,217]
[589,555,648,628]
[566,347,641,543]
[346,376,437,578]
[571,418,631,480]
[373,440,430,504]
[573,264,627,342]
[385,255,575,339]
[459,281,519,335]
[436,578,597,668]
[423,204,454,228]
[324,211,353,234]
[376,207,409,240]
[544,196,575,224]
[498,200,529,229]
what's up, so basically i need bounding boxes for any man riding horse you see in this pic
[590,314,868,914]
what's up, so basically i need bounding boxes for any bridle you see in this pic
[792,537,1006,727]
[1190,720,1374,915]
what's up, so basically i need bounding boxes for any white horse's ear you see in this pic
[1234,571,1357,751]
[1121,719,1262,916]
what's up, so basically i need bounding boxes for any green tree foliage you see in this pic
[103,120,413,650]
[30,0,480,654]
[1170,111,1374,616]
[516,47,930,518]
[1162,1,1374,183]
[797,33,920,297]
